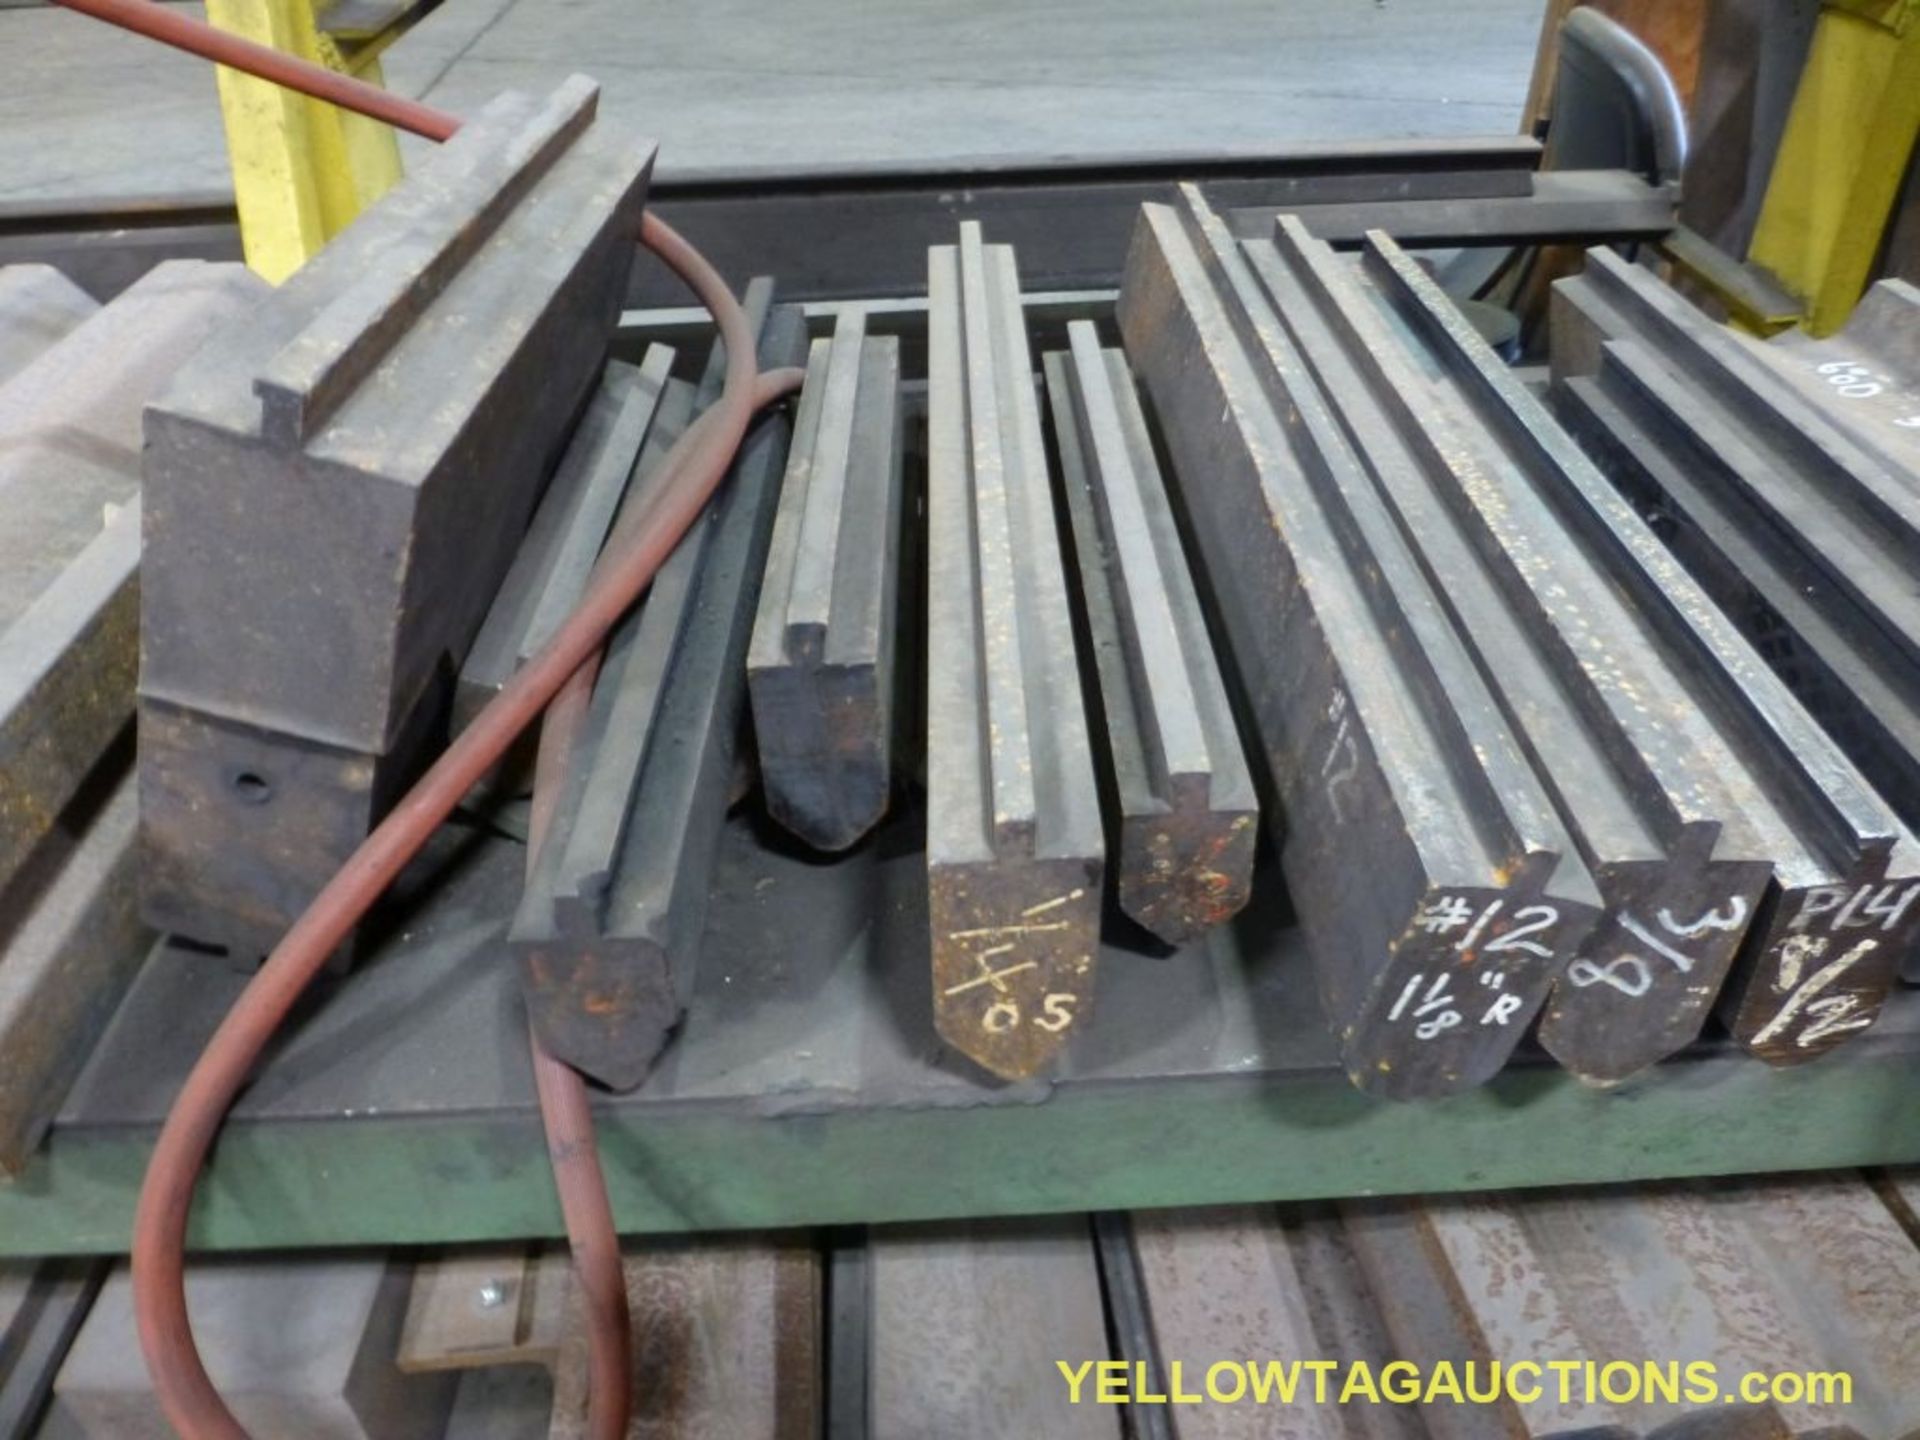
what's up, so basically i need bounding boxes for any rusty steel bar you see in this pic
[1239,220,1807,1084]
[1117,188,1602,1098]
[925,222,1106,1082]
[1042,323,1257,945]
[510,286,805,1089]
[747,307,905,853]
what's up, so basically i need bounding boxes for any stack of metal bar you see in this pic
[1118,191,1920,1093]
[0,259,262,1179]
[1549,257,1920,973]
[921,221,1260,1082]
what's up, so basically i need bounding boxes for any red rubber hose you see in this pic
[522,360,804,1440]
[525,660,631,1440]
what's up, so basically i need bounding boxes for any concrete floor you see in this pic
[0,0,1543,200]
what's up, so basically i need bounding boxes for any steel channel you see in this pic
[1042,324,1257,945]
[747,308,905,853]
[1543,248,1920,1059]
[925,222,1105,1082]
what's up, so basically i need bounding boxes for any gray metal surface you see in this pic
[924,222,1105,1082]
[1116,187,1602,1098]
[510,288,803,1089]
[137,78,655,956]
[1346,1174,1920,1437]
[0,758,144,1179]
[455,347,676,737]
[1043,325,1256,945]
[0,1261,103,1440]
[748,308,904,853]
[643,139,1546,304]
[868,1217,1115,1440]
[50,1256,454,1439]
[0,260,261,903]
[1548,249,1920,1053]
[0,264,93,388]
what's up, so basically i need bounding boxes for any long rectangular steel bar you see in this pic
[925,221,1105,1082]
[138,78,655,956]
[747,308,904,852]
[454,347,675,735]
[1224,169,1674,251]
[1116,192,1602,1098]
[511,290,803,1089]
[1551,253,1920,827]
[0,139,1546,304]
[1244,220,1786,1084]
[638,137,1549,304]
[0,503,139,904]
[0,759,145,1179]
[1042,325,1257,945]
[868,1219,1113,1439]
[1353,234,1920,1065]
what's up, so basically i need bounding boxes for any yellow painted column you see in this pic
[1750,0,1920,334]
[205,0,404,284]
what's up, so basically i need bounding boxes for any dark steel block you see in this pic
[0,264,95,388]
[747,308,904,852]
[1116,190,1602,1098]
[511,290,804,1089]
[1042,324,1257,945]
[1550,248,1920,1058]
[925,223,1106,1082]
[139,78,657,955]
[455,347,676,736]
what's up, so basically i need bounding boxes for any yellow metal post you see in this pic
[1749,0,1920,334]
[205,0,404,284]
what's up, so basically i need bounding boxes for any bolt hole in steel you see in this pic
[229,771,272,805]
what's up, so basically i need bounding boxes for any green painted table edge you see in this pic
[2,1041,1913,1257]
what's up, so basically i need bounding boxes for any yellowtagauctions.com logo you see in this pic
[1055,1359,1853,1409]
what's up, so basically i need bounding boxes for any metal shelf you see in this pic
[4,806,1916,1257]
